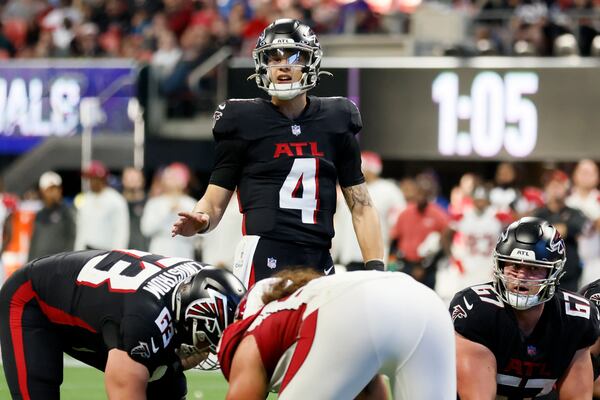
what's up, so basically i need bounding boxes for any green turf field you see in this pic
[0,363,278,399]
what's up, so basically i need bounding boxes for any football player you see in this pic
[451,217,599,399]
[0,249,245,400]
[579,279,600,398]
[171,18,384,287]
[218,268,456,399]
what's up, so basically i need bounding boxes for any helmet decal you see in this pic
[548,230,565,255]
[185,288,228,336]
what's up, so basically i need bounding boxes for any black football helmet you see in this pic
[251,19,329,100]
[493,217,566,310]
[172,268,246,369]
[581,279,600,307]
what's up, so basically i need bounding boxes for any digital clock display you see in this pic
[356,59,600,161]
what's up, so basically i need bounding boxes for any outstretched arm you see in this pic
[171,184,234,237]
[226,335,268,400]
[105,349,149,400]
[456,333,497,400]
[557,347,593,400]
[342,183,384,267]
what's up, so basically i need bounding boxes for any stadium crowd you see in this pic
[0,0,598,64]
[2,156,600,297]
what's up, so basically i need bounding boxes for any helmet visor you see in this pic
[263,48,309,67]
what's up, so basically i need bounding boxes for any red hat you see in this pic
[545,169,569,186]
[82,160,108,179]
[361,151,382,175]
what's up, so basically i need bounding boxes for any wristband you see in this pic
[365,259,385,271]
[195,212,210,234]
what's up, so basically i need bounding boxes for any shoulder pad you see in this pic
[317,96,362,134]
[450,283,503,349]
[212,98,264,140]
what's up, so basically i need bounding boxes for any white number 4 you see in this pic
[279,158,318,224]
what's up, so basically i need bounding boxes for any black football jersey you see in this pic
[209,96,364,248]
[580,278,600,380]
[25,250,207,376]
[451,283,599,398]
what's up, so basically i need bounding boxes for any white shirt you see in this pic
[75,187,129,251]
[451,207,503,286]
[567,189,600,261]
[200,197,242,268]
[141,194,198,259]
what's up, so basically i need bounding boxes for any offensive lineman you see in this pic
[451,217,599,399]
[171,18,384,287]
[0,249,245,400]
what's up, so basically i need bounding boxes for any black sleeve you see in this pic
[346,98,362,134]
[102,319,122,350]
[147,370,187,400]
[208,138,246,191]
[212,101,237,140]
[449,288,495,351]
[335,132,365,188]
[121,314,175,373]
[581,301,600,349]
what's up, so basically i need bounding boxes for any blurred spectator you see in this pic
[141,162,198,258]
[333,151,405,269]
[70,22,105,57]
[28,171,75,261]
[566,159,600,284]
[489,162,520,214]
[533,169,588,291]
[2,0,47,23]
[74,160,130,251]
[151,29,182,76]
[0,178,16,285]
[390,173,450,288]
[199,195,242,268]
[121,166,149,251]
[438,185,504,302]
[448,172,480,217]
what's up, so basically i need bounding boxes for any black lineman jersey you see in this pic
[451,283,600,399]
[580,278,600,380]
[24,249,207,376]
[209,96,364,248]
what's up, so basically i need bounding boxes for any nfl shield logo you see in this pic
[267,257,277,269]
[527,345,537,356]
[291,125,301,136]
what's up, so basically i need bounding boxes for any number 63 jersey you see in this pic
[450,283,600,398]
[209,96,364,248]
[24,250,206,375]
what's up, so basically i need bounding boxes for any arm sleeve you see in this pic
[347,99,363,134]
[208,138,246,191]
[449,290,494,351]
[336,132,365,188]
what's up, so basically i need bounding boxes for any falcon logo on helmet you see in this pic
[185,289,228,340]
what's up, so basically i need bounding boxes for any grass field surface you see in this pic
[0,359,278,399]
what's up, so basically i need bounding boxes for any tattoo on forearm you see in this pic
[342,184,373,211]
